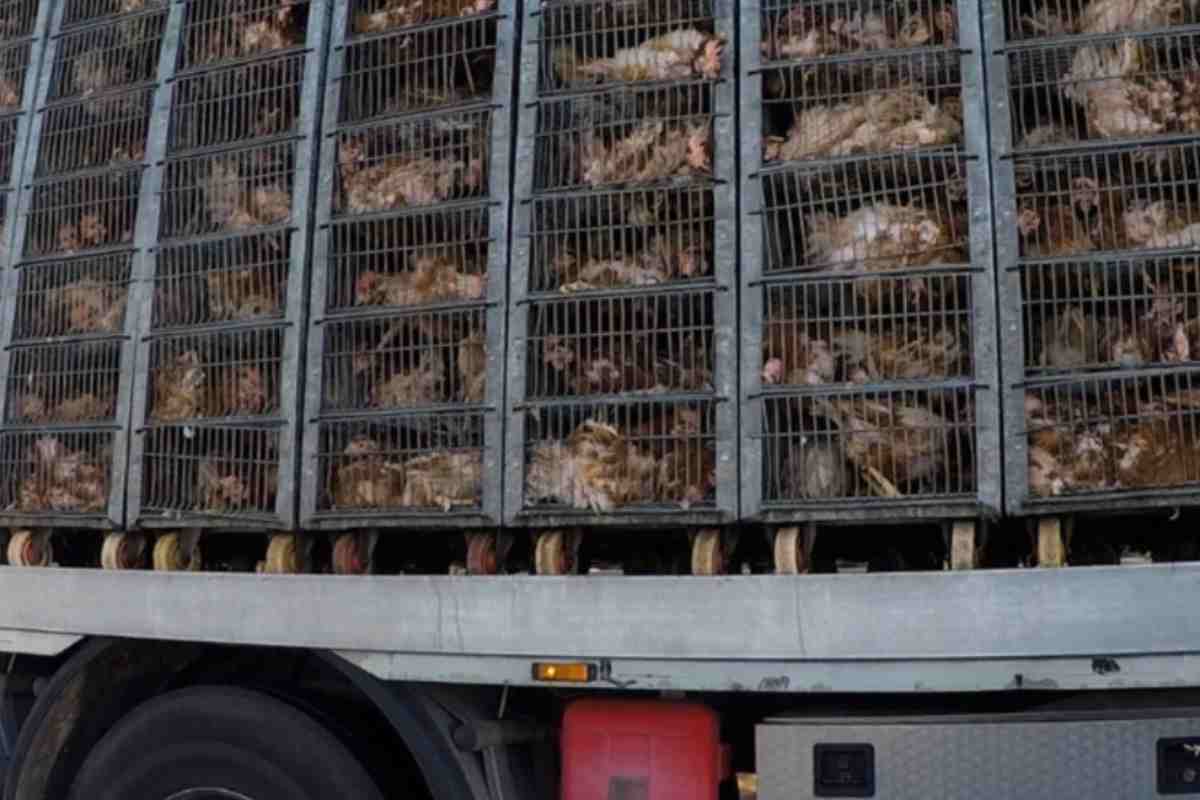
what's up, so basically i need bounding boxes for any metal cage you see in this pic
[126,0,331,531]
[0,0,39,43]
[61,0,168,31]
[740,0,998,524]
[988,0,1200,515]
[300,0,514,530]
[506,0,736,529]
[0,0,165,530]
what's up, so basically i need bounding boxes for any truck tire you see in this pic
[67,686,385,800]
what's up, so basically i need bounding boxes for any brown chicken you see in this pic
[400,451,481,511]
[200,6,301,64]
[211,365,269,416]
[1017,178,1100,258]
[353,252,486,308]
[554,230,711,293]
[1111,418,1198,489]
[46,279,126,334]
[458,331,487,403]
[205,160,291,231]
[56,214,110,254]
[761,326,836,386]
[579,121,710,186]
[541,333,709,396]
[553,29,724,86]
[836,327,966,383]
[763,5,956,60]
[13,391,115,424]
[1025,393,1113,496]
[17,437,108,513]
[353,0,495,34]
[338,137,485,213]
[370,351,446,408]
[1077,0,1188,34]
[1120,200,1200,251]
[197,459,277,512]
[816,397,951,495]
[1063,39,1178,140]
[0,76,19,112]
[332,437,406,509]
[207,268,282,321]
[525,419,658,512]
[782,437,849,499]
[1039,306,1105,369]
[765,89,961,162]
[72,50,122,97]
[152,350,206,421]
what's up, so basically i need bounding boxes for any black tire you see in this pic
[68,686,385,800]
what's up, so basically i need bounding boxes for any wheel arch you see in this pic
[2,638,492,800]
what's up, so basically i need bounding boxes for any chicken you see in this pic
[370,351,446,408]
[578,121,710,186]
[353,0,495,34]
[1121,200,1200,250]
[400,451,481,510]
[554,230,711,293]
[0,76,18,111]
[197,459,277,512]
[781,437,849,499]
[353,252,486,308]
[816,398,950,495]
[211,366,268,416]
[525,419,658,512]
[1063,39,1178,140]
[1017,177,1101,258]
[207,267,282,321]
[46,279,126,333]
[761,326,835,386]
[762,5,956,60]
[656,440,715,509]
[1077,0,1188,34]
[56,214,109,254]
[204,159,291,231]
[552,29,724,86]
[332,437,406,509]
[1039,306,1105,369]
[17,437,108,513]
[338,137,486,213]
[12,391,115,423]
[200,6,301,64]
[764,89,961,162]
[152,350,206,421]
[1111,419,1197,488]
[72,50,122,97]
[457,331,487,403]
[1025,393,1113,495]
[804,203,951,268]
[540,332,709,396]
[835,327,966,383]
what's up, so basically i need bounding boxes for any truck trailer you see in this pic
[0,0,1199,797]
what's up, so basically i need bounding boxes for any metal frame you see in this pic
[123,0,332,531]
[298,0,515,530]
[0,2,175,530]
[985,8,1200,516]
[504,0,738,529]
[738,0,1000,525]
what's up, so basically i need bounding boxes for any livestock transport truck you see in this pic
[4,0,1200,797]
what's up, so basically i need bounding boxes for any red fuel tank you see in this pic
[561,699,728,800]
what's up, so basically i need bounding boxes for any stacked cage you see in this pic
[739,0,999,530]
[0,1,46,269]
[989,0,1200,515]
[505,0,737,543]
[0,0,169,533]
[299,0,514,530]
[124,0,330,533]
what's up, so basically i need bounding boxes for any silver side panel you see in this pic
[758,714,1200,799]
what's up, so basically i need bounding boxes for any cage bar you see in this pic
[35,86,152,176]
[1006,31,1200,150]
[23,167,144,258]
[12,252,133,341]
[740,0,999,523]
[178,0,309,71]
[159,141,296,239]
[338,15,499,122]
[62,0,168,30]
[0,1,38,43]
[0,429,118,523]
[168,51,306,153]
[1002,0,1200,43]
[137,424,284,524]
[532,81,716,193]
[0,40,32,117]
[153,233,289,328]
[47,11,168,101]
[536,0,722,94]
[760,0,959,61]
[301,0,513,529]
[333,107,493,215]
[347,0,497,36]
